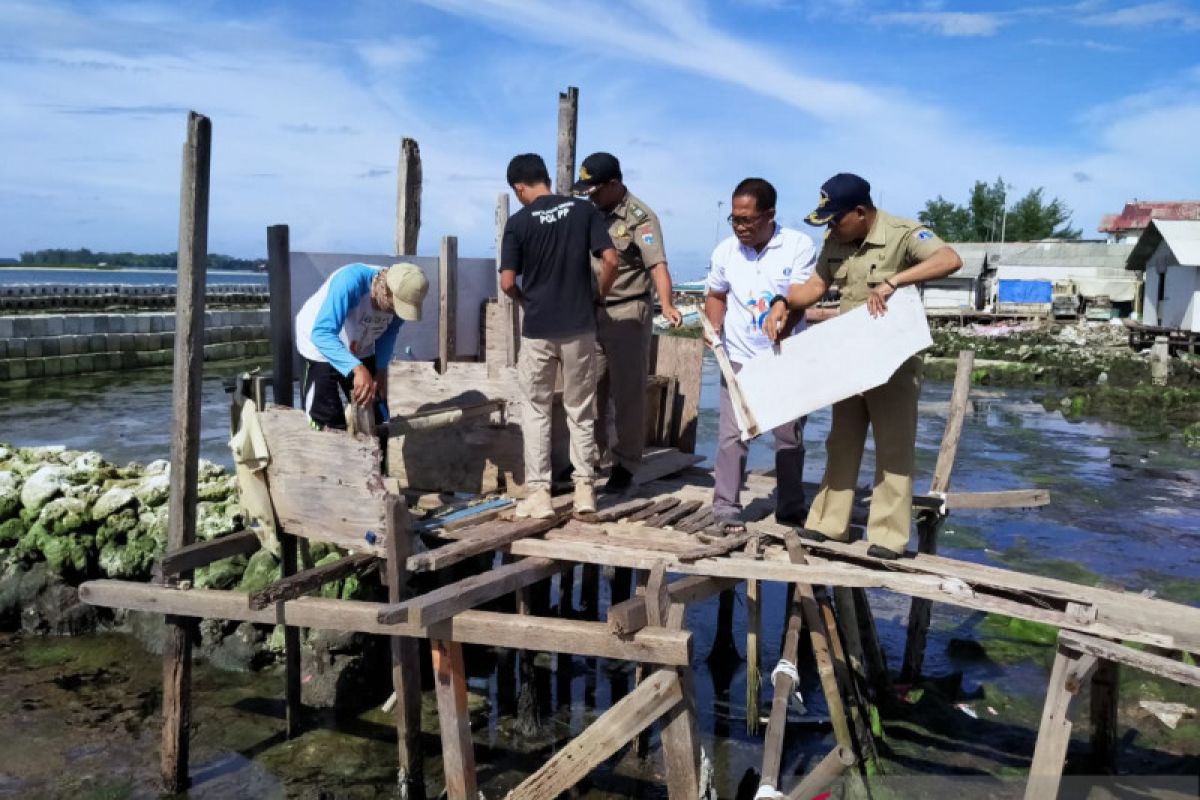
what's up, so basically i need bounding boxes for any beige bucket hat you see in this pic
[385,263,429,321]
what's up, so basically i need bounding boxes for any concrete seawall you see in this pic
[0,309,270,381]
[0,282,267,311]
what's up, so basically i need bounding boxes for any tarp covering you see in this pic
[998,279,1051,304]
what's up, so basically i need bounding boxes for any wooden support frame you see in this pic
[384,495,425,799]
[248,553,376,610]
[607,575,737,636]
[395,137,421,256]
[408,515,565,573]
[160,110,210,795]
[432,639,476,800]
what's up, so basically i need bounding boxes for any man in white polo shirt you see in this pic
[704,178,817,531]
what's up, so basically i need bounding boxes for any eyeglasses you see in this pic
[727,213,768,228]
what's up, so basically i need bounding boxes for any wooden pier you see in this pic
[83,103,1200,800]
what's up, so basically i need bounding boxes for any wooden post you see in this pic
[266,222,303,737]
[784,746,855,800]
[746,539,761,735]
[495,192,518,368]
[653,584,701,800]
[266,224,294,407]
[901,348,974,682]
[854,588,892,701]
[760,589,805,792]
[555,86,578,196]
[432,639,477,800]
[160,110,211,794]
[817,588,877,765]
[384,495,425,800]
[396,137,421,256]
[1089,660,1119,774]
[439,235,457,374]
[1026,645,1082,800]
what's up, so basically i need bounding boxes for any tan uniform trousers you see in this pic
[518,331,599,491]
[594,298,653,473]
[804,355,922,553]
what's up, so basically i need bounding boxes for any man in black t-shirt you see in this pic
[500,153,618,519]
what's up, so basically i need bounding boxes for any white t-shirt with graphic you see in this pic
[705,225,817,364]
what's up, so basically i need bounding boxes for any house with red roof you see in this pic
[1099,201,1200,244]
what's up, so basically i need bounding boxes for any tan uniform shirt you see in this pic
[815,210,946,313]
[594,190,667,303]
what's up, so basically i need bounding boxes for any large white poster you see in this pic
[733,287,932,440]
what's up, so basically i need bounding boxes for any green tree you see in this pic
[918,176,1081,242]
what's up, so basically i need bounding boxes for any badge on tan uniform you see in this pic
[630,205,647,222]
[614,223,627,238]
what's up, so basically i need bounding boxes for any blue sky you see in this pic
[1,0,1197,278]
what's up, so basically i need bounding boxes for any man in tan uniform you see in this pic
[574,152,683,493]
[765,173,961,559]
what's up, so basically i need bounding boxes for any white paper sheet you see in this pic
[734,287,932,440]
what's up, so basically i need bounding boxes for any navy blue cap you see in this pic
[805,173,872,225]
[572,152,622,192]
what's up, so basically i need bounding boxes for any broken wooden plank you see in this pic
[677,530,757,563]
[505,670,682,800]
[574,496,656,524]
[155,529,259,577]
[944,488,1050,510]
[633,448,704,486]
[379,399,504,438]
[248,553,376,610]
[700,314,759,437]
[627,496,680,523]
[1025,643,1083,800]
[645,499,702,529]
[408,516,563,573]
[784,746,856,800]
[79,580,692,665]
[674,508,714,534]
[378,557,563,626]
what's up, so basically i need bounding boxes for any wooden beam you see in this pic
[378,399,504,438]
[633,448,704,486]
[378,557,564,627]
[677,529,756,562]
[574,496,656,524]
[266,224,294,407]
[607,575,737,636]
[554,86,578,196]
[155,529,259,577]
[408,515,564,573]
[161,109,211,795]
[944,488,1049,510]
[656,601,702,799]
[1025,644,1082,800]
[79,580,693,665]
[1060,630,1200,688]
[1089,659,1119,774]
[930,348,974,492]
[506,670,681,800]
[396,137,421,256]
[645,499,702,529]
[439,235,457,373]
[627,496,680,523]
[432,639,476,800]
[385,495,424,798]
[248,553,376,610]
[761,587,805,791]
[700,314,759,437]
[648,335,704,453]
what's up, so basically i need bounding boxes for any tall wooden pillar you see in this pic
[160,110,211,794]
[555,86,579,196]
[396,138,422,256]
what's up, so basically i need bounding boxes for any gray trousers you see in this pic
[594,298,653,473]
[713,361,807,521]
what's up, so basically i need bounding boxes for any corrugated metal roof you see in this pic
[1126,220,1200,269]
[1097,201,1200,233]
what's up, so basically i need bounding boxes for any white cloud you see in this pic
[1081,1,1200,30]
[872,11,1007,36]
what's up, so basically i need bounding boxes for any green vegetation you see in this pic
[919,177,1081,242]
[17,248,260,271]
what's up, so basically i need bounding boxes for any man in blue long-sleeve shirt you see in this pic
[295,262,429,429]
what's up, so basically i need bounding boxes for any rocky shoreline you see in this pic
[0,444,387,709]
[927,320,1200,442]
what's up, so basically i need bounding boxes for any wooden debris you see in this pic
[645,499,702,529]
[248,553,375,610]
[677,530,757,563]
[608,575,738,636]
[674,508,714,534]
[784,746,855,800]
[408,516,562,573]
[574,496,655,524]
[627,496,680,523]
[633,448,704,486]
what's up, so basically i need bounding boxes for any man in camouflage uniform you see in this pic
[765,173,962,559]
[574,152,683,493]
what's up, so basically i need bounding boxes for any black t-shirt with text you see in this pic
[500,194,613,339]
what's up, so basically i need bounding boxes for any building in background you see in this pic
[1099,201,1200,244]
[1126,220,1200,332]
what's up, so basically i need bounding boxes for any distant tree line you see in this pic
[18,249,261,270]
[919,177,1081,242]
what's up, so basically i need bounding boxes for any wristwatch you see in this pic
[769,294,787,309]
[883,278,896,290]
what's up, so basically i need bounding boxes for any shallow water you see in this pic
[1,351,1197,797]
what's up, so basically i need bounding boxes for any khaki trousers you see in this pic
[804,355,922,552]
[594,299,653,473]
[518,331,599,490]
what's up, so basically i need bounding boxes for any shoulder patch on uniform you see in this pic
[916,228,934,240]
[641,231,655,246]
[630,205,648,221]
